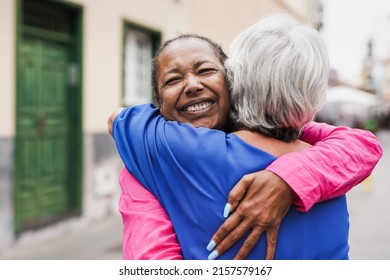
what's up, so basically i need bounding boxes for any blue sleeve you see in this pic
[112,103,275,209]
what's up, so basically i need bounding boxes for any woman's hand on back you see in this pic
[207,170,296,260]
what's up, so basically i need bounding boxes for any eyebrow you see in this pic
[161,60,218,78]
[193,60,213,69]
[162,68,181,77]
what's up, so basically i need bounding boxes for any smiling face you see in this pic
[155,38,231,130]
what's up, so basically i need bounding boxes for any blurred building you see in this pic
[369,14,390,101]
[0,0,318,253]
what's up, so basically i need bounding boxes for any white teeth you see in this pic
[184,101,213,112]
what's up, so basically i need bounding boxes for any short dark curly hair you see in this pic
[151,34,228,99]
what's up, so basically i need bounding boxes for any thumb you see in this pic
[225,173,256,216]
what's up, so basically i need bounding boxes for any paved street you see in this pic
[347,129,390,259]
[0,130,389,260]
[0,216,123,260]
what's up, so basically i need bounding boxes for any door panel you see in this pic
[15,38,70,231]
[16,42,41,228]
[39,41,69,218]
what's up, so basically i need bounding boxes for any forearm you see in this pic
[266,122,383,211]
[119,168,183,260]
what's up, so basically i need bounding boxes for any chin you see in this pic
[197,121,217,129]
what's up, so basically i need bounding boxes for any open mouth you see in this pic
[182,101,214,112]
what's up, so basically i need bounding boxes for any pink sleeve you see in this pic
[118,167,183,260]
[266,122,383,212]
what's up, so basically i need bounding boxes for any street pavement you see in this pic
[347,129,390,259]
[1,130,389,260]
[0,216,123,260]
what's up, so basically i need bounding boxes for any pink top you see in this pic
[118,122,383,259]
[119,168,183,259]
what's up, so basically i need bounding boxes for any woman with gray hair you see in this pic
[228,13,328,141]
[111,14,380,259]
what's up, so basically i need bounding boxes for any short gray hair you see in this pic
[227,14,329,141]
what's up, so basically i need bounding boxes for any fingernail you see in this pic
[223,203,231,218]
[208,250,219,260]
[207,240,216,251]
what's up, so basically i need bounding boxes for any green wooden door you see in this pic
[15,38,70,232]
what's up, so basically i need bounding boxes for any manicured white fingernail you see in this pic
[207,240,216,251]
[208,250,219,260]
[223,203,231,218]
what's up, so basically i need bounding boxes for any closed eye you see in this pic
[164,77,182,86]
[198,68,217,76]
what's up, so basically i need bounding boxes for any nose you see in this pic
[184,74,203,95]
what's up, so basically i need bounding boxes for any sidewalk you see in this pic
[0,216,123,260]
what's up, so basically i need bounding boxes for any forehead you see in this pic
[158,38,221,68]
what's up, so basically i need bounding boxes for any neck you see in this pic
[233,130,310,157]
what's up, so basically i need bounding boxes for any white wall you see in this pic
[187,0,294,52]
[0,0,16,137]
[71,0,190,133]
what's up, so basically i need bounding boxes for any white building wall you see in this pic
[0,0,16,137]
[187,0,313,53]
[70,0,190,133]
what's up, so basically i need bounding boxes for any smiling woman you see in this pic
[152,34,231,130]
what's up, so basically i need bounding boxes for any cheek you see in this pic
[219,95,231,123]
[158,93,177,118]
[159,102,174,118]
[218,88,231,112]
[159,105,168,118]
[212,76,229,100]
[160,86,181,103]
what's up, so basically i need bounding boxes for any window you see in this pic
[123,28,153,106]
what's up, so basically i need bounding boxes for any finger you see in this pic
[107,114,113,135]
[208,214,242,251]
[210,219,252,259]
[108,108,125,135]
[107,111,117,135]
[264,227,279,260]
[233,228,263,260]
[227,173,256,213]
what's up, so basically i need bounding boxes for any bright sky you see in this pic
[321,0,390,86]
